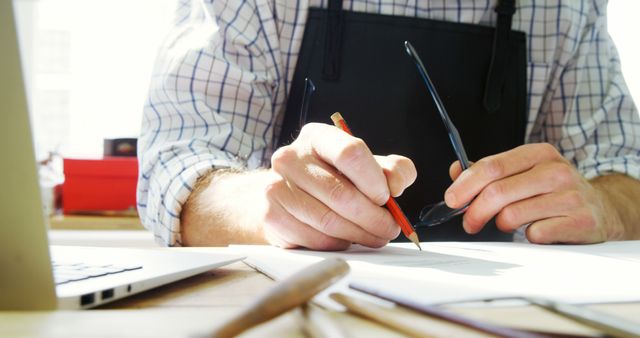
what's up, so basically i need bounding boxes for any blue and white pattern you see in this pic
[138,0,640,246]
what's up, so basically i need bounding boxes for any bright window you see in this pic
[15,0,176,159]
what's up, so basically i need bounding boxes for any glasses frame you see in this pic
[299,78,316,128]
[403,41,471,227]
[403,41,471,170]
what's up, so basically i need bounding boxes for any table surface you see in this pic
[48,214,144,230]
[2,229,639,338]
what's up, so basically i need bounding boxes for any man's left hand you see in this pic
[445,143,623,243]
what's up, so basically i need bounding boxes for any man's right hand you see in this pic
[181,123,417,250]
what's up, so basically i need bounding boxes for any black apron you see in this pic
[278,0,526,242]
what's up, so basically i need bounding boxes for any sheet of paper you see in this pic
[523,240,640,263]
[234,241,640,308]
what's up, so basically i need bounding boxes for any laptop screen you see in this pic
[0,0,57,310]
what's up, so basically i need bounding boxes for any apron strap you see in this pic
[321,0,518,102]
[322,0,344,80]
[483,0,517,113]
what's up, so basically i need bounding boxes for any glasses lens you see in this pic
[417,201,469,227]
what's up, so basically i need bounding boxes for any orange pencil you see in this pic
[330,112,422,250]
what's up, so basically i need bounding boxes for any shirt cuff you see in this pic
[137,151,245,247]
[576,154,640,181]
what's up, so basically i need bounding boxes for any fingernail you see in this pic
[445,189,456,207]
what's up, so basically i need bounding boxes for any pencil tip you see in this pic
[408,232,422,251]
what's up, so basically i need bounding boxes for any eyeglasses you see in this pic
[403,41,471,228]
[299,78,316,128]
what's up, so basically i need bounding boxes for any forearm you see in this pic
[590,173,640,240]
[180,169,271,246]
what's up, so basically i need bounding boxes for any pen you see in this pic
[347,284,547,338]
[203,257,350,338]
[330,112,422,251]
[330,292,541,338]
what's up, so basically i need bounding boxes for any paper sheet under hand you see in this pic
[234,241,640,308]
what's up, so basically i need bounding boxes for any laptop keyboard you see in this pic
[52,261,143,285]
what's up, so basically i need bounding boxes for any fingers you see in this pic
[463,161,577,234]
[493,190,588,233]
[449,161,463,181]
[374,155,417,197]
[525,210,603,244]
[263,184,351,251]
[446,143,564,209]
[272,147,400,241]
[268,122,412,249]
[448,160,475,181]
[298,123,390,205]
[443,143,609,244]
[269,177,389,248]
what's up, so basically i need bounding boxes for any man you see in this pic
[138,0,640,249]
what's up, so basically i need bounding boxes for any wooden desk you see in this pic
[49,215,144,230]
[1,231,639,338]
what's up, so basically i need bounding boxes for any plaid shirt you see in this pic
[138,0,640,246]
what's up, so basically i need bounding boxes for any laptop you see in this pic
[0,1,244,310]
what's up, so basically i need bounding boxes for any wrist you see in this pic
[589,175,628,241]
[181,168,271,246]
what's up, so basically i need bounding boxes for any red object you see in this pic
[62,157,138,214]
[385,197,415,239]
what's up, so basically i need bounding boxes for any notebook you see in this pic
[0,1,244,310]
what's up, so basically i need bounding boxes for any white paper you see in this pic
[235,241,640,308]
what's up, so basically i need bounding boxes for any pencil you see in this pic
[203,258,350,338]
[330,112,422,250]
[302,303,348,338]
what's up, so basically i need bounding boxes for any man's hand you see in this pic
[445,143,634,243]
[181,123,416,250]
